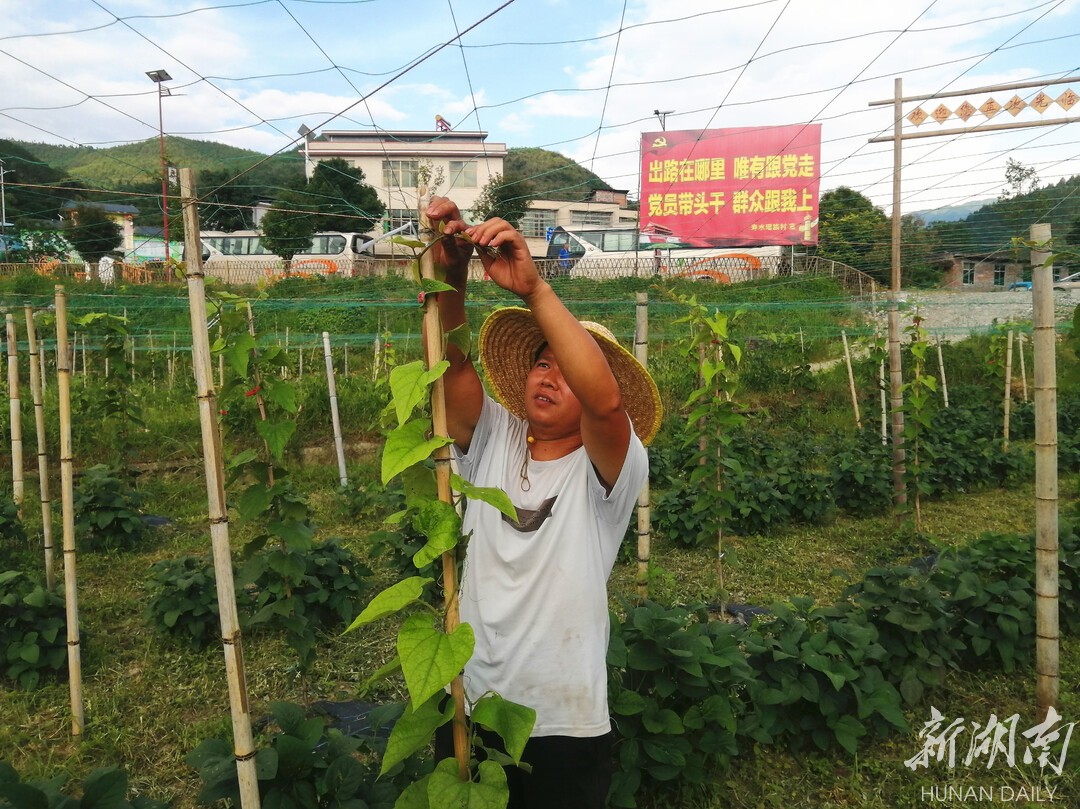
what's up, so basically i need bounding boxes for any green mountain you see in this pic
[10,136,302,191]
[0,137,614,231]
[503,147,615,202]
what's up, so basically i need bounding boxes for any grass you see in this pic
[2,467,1077,808]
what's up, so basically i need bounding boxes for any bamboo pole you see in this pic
[418,190,469,779]
[1030,223,1059,720]
[1018,332,1029,402]
[180,168,262,809]
[841,330,861,430]
[1003,329,1014,449]
[7,314,24,515]
[633,293,651,602]
[322,332,348,487]
[39,343,46,394]
[54,286,85,736]
[936,339,949,408]
[879,360,887,445]
[25,307,55,590]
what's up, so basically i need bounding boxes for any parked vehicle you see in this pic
[544,225,787,281]
[1053,272,1080,290]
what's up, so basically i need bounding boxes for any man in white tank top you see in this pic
[427,197,661,809]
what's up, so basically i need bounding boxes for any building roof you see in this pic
[62,200,140,215]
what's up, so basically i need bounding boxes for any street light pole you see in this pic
[146,69,172,273]
[298,124,314,183]
[0,159,12,235]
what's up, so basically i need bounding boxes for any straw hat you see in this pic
[478,307,663,445]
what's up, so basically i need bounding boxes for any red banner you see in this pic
[639,124,821,247]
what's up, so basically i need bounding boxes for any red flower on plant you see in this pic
[245,386,260,397]
[220,409,228,415]
[417,291,426,305]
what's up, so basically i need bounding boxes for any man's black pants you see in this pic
[434,721,613,809]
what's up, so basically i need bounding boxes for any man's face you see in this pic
[524,347,583,438]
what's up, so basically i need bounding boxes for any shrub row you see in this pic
[652,401,1048,544]
[606,524,1080,807]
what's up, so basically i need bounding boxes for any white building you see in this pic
[302,128,638,257]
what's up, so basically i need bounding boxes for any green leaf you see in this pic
[394,774,432,809]
[224,333,257,377]
[344,577,433,632]
[238,484,273,521]
[428,758,508,809]
[412,500,463,568]
[445,323,471,357]
[256,419,297,461]
[421,278,457,293]
[450,474,517,522]
[471,694,536,765]
[382,420,454,484]
[260,377,298,413]
[402,466,438,509]
[79,767,128,809]
[390,361,450,426]
[324,754,366,798]
[398,614,474,710]
[392,236,425,249]
[381,694,455,776]
[0,783,48,809]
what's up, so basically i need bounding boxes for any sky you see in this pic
[2,0,1080,217]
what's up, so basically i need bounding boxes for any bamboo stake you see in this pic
[7,314,24,515]
[25,307,55,590]
[372,332,382,384]
[39,343,46,393]
[81,333,87,379]
[1003,329,1014,449]
[633,293,650,602]
[284,326,290,379]
[1030,223,1059,720]
[322,332,348,487]
[180,168,261,809]
[879,360,887,445]
[936,339,949,408]
[54,285,85,736]
[418,190,469,779]
[1018,332,1029,402]
[841,330,861,430]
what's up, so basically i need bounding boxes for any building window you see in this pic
[570,210,613,228]
[962,261,975,285]
[448,160,477,189]
[520,209,556,239]
[383,160,420,189]
[994,265,1006,286]
[387,209,419,232]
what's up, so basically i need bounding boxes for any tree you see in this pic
[301,158,384,233]
[815,187,890,282]
[469,173,534,229]
[65,205,122,264]
[259,195,316,264]
[197,168,255,231]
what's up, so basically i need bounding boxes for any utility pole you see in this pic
[870,74,1080,721]
[146,69,173,274]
